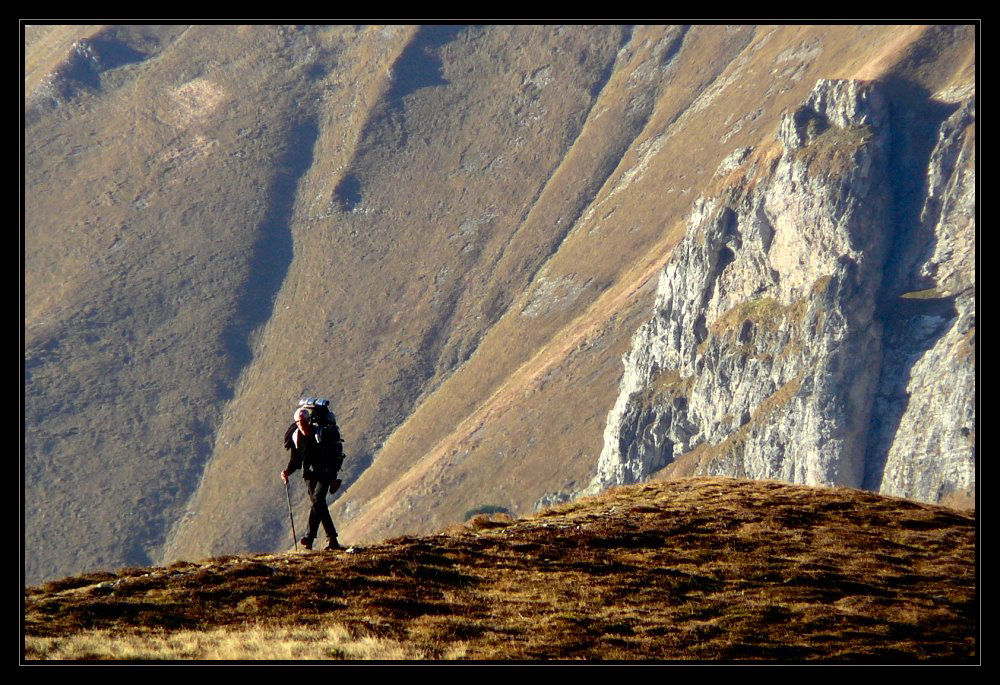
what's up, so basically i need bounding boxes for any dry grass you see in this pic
[24,24,975,589]
[25,622,460,661]
[24,478,977,662]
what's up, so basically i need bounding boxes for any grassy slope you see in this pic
[334,25,977,544]
[26,25,414,583]
[24,478,977,662]
[25,24,298,581]
[23,25,975,585]
[160,25,637,563]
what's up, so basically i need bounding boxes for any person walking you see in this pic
[281,400,344,551]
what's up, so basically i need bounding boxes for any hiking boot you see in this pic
[299,536,314,550]
[325,539,343,551]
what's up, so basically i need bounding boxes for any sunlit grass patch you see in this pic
[25,622,455,661]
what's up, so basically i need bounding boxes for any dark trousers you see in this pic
[304,477,338,542]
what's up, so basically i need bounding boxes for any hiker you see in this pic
[281,399,344,550]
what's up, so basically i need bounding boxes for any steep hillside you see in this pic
[24,479,977,661]
[331,24,976,544]
[589,30,975,506]
[23,25,976,586]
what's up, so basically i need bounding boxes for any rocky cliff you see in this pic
[24,25,976,586]
[587,78,975,505]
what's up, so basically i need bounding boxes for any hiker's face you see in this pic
[296,410,311,431]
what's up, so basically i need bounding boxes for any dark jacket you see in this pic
[283,421,344,481]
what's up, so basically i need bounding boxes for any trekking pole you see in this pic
[284,479,298,551]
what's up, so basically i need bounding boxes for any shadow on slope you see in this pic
[386,25,467,103]
[27,25,186,117]
[332,26,467,212]
[218,117,320,397]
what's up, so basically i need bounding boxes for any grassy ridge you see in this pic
[24,478,977,662]
[24,24,976,587]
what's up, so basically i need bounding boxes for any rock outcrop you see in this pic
[586,79,975,504]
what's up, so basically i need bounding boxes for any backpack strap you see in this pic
[283,422,297,450]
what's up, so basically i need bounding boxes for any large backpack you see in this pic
[299,397,336,430]
[284,397,342,450]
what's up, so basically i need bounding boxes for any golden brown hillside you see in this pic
[24,24,976,587]
[24,478,977,661]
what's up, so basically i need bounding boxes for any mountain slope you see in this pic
[23,25,976,585]
[589,31,975,506]
[331,24,977,545]
[24,478,977,661]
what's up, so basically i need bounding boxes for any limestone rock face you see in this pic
[587,79,975,504]
[866,98,976,504]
